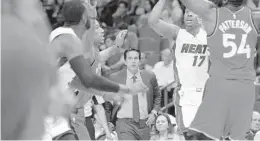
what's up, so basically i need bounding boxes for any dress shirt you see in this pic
[153,61,175,87]
[117,69,149,119]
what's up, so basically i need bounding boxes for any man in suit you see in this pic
[108,48,162,140]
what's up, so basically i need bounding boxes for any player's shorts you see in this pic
[189,77,255,140]
[175,88,203,134]
[175,102,186,135]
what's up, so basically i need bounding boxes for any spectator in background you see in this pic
[105,35,116,49]
[153,48,175,116]
[246,111,260,140]
[136,0,154,27]
[106,23,139,74]
[143,0,154,13]
[127,0,141,16]
[150,113,178,140]
[139,52,153,71]
[153,48,175,87]
[99,0,119,27]
[112,1,132,28]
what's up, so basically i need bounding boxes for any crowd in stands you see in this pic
[40,0,260,140]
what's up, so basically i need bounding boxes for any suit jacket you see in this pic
[109,69,161,122]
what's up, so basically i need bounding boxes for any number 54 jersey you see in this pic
[175,28,209,89]
[208,7,258,80]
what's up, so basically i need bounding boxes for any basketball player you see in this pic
[148,0,209,139]
[49,0,146,97]
[70,20,128,140]
[179,0,260,139]
[2,0,60,139]
[45,0,147,140]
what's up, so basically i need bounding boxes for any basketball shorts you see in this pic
[189,77,255,140]
[175,87,204,134]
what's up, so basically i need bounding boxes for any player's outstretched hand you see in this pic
[112,94,125,105]
[115,30,128,47]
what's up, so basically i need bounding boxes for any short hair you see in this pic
[154,113,174,134]
[118,0,129,8]
[61,0,85,25]
[161,48,171,54]
[141,52,148,59]
[124,48,141,60]
[105,34,116,41]
[118,22,129,30]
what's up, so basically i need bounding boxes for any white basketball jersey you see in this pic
[50,27,77,90]
[43,27,78,138]
[175,28,209,89]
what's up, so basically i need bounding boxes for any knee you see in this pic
[185,129,214,140]
[184,130,201,140]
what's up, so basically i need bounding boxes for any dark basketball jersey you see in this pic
[208,7,258,80]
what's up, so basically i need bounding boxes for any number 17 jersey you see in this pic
[175,28,209,89]
[208,7,258,80]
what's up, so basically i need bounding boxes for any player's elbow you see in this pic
[80,73,96,88]
[69,56,95,88]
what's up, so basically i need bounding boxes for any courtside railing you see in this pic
[159,81,176,113]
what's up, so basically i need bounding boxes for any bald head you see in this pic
[161,48,173,65]
[251,111,260,132]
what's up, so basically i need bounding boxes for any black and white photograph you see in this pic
[1,0,260,140]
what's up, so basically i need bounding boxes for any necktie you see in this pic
[132,75,140,122]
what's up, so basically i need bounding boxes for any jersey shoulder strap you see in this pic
[49,27,77,42]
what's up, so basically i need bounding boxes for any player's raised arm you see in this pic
[148,0,180,40]
[179,0,215,21]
